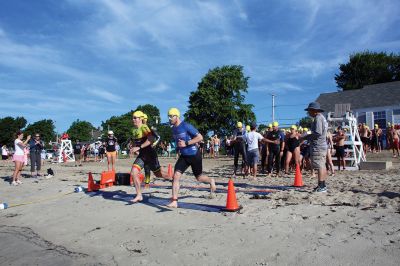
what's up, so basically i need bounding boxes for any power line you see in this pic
[254,103,308,111]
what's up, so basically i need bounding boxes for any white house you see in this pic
[316,81,400,129]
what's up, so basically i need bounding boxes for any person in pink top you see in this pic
[11,131,31,186]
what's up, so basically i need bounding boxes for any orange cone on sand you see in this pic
[222,178,242,212]
[87,172,95,192]
[293,163,303,187]
[167,163,173,178]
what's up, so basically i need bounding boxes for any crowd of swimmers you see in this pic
[4,102,400,204]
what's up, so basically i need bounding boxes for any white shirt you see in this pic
[1,146,8,156]
[14,139,24,155]
[246,131,263,151]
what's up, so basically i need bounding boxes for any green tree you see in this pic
[102,112,133,148]
[67,120,95,142]
[0,116,27,147]
[335,51,400,91]
[185,65,255,136]
[297,116,313,129]
[24,119,56,146]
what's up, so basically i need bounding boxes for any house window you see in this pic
[357,113,366,124]
[374,111,386,129]
[393,109,400,124]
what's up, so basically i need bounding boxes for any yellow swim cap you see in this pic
[237,122,243,128]
[168,107,180,117]
[268,124,272,128]
[133,110,144,118]
[291,125,297,130]
[143,113,148,120]
[374,124,378,128]
[303,127,308,132]
[246,125,250,132]
[273,121,279,127]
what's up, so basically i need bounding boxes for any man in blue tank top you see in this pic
[166,107,216,208]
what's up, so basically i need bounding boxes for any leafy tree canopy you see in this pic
[24,119,56,146]
[185,65,255,136]
[335,51,400,91]
[67,120,95,142]
[0,116,27,147]
[297,116,313,129]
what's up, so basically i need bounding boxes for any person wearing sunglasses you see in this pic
[28,133,44,177]
[166,107,216,208]
[130,110,170,203]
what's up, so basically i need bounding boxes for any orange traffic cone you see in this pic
[293,164,303,187]
[167,164,173,178]
[222,179,242,212]
[87,172,95,192]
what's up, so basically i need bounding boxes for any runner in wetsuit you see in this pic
[130,110,170,203]
[105,130,118,171]
[142,113,161,187]
[232,122,248,176]
[266,121,285,175]
[166,107,216,208]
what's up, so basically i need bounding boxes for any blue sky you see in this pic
[1,0,399,132]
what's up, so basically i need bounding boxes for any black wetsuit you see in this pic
[233,128,247,174]
[267,130,283,174]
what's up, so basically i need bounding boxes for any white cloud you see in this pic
[85,87,123,103]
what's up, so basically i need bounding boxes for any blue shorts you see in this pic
[247,148,259,166]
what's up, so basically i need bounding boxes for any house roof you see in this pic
[316,81,400,113]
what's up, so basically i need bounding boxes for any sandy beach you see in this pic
[0,152,399,265]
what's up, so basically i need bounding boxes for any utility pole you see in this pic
[271,94,276,122]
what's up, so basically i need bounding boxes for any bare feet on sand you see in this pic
[130,195,143,203]
[166,199,178,208]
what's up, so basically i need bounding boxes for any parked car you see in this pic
[46,149,55,159]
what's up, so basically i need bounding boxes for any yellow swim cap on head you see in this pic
[374,124,378,128]
[291,125,297,130]
[237,122,243,128]
[268,124,272,128]
[143,113,148,120]
[246,125,250,132]
[168,107,180,117]
[133,110,144,118]
[303,127,308,132]
[273,121,279,127]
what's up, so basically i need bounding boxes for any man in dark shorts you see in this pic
[73,140,83,166]
[266,122,285,176]
[232,121,248,176]
[130,110,170,203]
[166,107,216,208]
[334,127,346,171]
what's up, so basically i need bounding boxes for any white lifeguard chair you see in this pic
[58,139,75,163]
[327,106,366,170]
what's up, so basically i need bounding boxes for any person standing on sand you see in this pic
[232,122,248,176]
[300,102,328,193]
[11,131,31,185]
[166,107,216,208]
[334,127,346,171]
[246,122,279,179]
[389,125,400,157]
[28,133,44,177]
[213,135,220,158]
